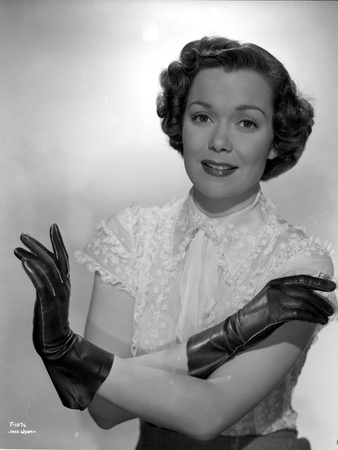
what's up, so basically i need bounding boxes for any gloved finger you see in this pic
[278,307,329,326]
[281,275,336,292]
[20,233,52,260]
[21,258,57,297]
[15,246,62,288]
[310,291,335,316]
[20,233,63,283]
[14,247,38,261]
[279,286,334,316]
[50,224,70,278]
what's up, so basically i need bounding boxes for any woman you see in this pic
[15,37,337,449]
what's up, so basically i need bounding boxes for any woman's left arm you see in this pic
[99,321,316,440]
[14,225,333,437]
[128,273,334,379]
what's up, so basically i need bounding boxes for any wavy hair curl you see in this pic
[156,36,314,181]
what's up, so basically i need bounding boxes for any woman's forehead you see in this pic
[187,68,274,112]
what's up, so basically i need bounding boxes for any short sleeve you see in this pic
[262,239,338,323]
[74,204,141,298]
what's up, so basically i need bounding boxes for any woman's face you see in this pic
[182,68,276,216]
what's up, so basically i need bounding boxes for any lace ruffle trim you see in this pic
[74,251,137,298]
[96,219,136,261]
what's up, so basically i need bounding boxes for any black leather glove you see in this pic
[14,224,114,411]
[187,275,335,379]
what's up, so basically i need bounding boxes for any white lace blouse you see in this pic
[75,188,337,436]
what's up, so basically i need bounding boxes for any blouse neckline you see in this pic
[188,187,263,223]
[174,187,268,252]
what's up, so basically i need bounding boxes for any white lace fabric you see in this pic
[75,188,337,436]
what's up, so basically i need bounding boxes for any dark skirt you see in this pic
[135,421,311,450]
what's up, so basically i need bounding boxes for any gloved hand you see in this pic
[187,275,335,379]
[14,224,114,410]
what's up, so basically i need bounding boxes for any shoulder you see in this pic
[259,196,332,270]
[106,197,185,232]
[254,195,334,280]
[272,216,334,277]
[100,196,186,247]
[106,202,157,230]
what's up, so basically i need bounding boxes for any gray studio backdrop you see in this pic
[1,1,338,449]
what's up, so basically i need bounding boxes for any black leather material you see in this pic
[15,224,114,410]
[187,275,335,379]
[41,335,114,410]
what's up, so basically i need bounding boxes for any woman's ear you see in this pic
[267,147,278,160]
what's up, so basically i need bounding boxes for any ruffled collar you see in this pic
[173,187,268,253]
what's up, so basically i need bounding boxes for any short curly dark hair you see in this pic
[156,36,314,181]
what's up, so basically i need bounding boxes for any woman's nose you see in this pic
[208,125,233,153]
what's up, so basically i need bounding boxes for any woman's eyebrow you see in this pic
[187,101,267,118]
[235,105,266,117]
[187,101,213,109]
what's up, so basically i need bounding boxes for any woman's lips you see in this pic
[201,159,238,177]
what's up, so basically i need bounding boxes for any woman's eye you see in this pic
[192,114,211,124]
[238,119,259,130]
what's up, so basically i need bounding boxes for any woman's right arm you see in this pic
[84,273,137,428]
[87,273,322,437]
[16,226,335,434]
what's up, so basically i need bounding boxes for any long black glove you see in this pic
[14,224,114,411]
[187,275,335,379]
[15,226,335,405]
